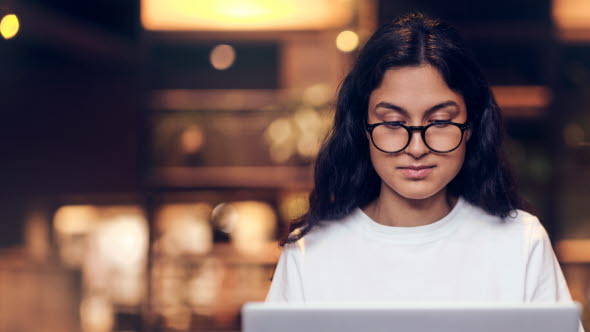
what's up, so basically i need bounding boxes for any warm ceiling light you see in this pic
[141,0,355,31]
[0,14,19,39]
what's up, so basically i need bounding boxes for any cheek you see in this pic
[445,146,468,177]
[368,144,399,183]
[368,142,389,169]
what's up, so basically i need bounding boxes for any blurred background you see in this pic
[1,0,590,331]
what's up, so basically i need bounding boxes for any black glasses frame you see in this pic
[365,120,470,153]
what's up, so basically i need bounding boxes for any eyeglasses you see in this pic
[365,120,469,153]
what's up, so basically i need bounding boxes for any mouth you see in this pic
[397,165,436,178]
[398,165,436,170]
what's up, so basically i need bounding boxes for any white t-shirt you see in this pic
[266,196,574,304]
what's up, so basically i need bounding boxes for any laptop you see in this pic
[242,302,581,332]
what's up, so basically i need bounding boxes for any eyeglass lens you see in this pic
[371,123,463,152]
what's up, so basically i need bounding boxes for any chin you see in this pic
[387,182,446,201]
[396,191,439,201]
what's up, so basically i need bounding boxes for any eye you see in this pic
[384,121,404,129]
[430,120,452,127]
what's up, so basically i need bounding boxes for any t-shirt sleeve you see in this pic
[265,242,305,302]
[523,218,572,302]
[523,218,584,332]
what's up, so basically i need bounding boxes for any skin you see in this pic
[362,64,471,227]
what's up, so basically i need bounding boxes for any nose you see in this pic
[405,130,429,158]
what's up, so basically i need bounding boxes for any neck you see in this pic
[363,184,457,227]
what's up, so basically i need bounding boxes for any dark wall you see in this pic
[0,0,140,246]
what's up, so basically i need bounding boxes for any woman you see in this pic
[266,13,575,306]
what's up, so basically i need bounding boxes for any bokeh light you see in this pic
[228,201,277,256]
[265,118,293,145]
[336,30,359,52]
[211,202,239,233]
[269,139,296,163]
[81,206,148,307]
[302,83,332,106]
[187,257,225,315]
[278,191,310,222]
[80,295,114,332]
[107,273,146,306]
[264,117,296,163]
[155,203,213,255]
[0,14,19,39]
[94,211,148,269]
[294,108,323,158]
[54,205,99,235]
[210,44,236,70]
[180,125,205,154]
[54,205,100,268]
[151,261,184,312]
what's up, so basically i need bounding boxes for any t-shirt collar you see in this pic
[354,196,467,243]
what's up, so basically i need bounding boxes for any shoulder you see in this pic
[502,208,548,243]
[503,208,542,226]
[464,198,539,227]
[284,209,363,256]
[455,201,553,267]
[308,209,362,239]
[460,199,546,241]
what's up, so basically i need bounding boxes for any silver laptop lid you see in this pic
[242,302,581,332]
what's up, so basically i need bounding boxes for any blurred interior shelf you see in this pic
[149,89,291,111]
[148,166,314,189]
[154,242,282,266]
[492,85,550,118]
[149,86,550,117]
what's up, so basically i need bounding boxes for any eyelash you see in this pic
[386,119,451,124]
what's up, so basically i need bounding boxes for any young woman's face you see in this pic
[366,64,470,201]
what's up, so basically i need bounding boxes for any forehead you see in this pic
[368,65,466,114]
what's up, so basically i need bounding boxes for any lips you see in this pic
[400,165,435,170]
[398,165,435,178]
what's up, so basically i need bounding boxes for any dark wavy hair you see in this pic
[281,12,524,245]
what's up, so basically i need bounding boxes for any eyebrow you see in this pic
[374,100,460,118]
